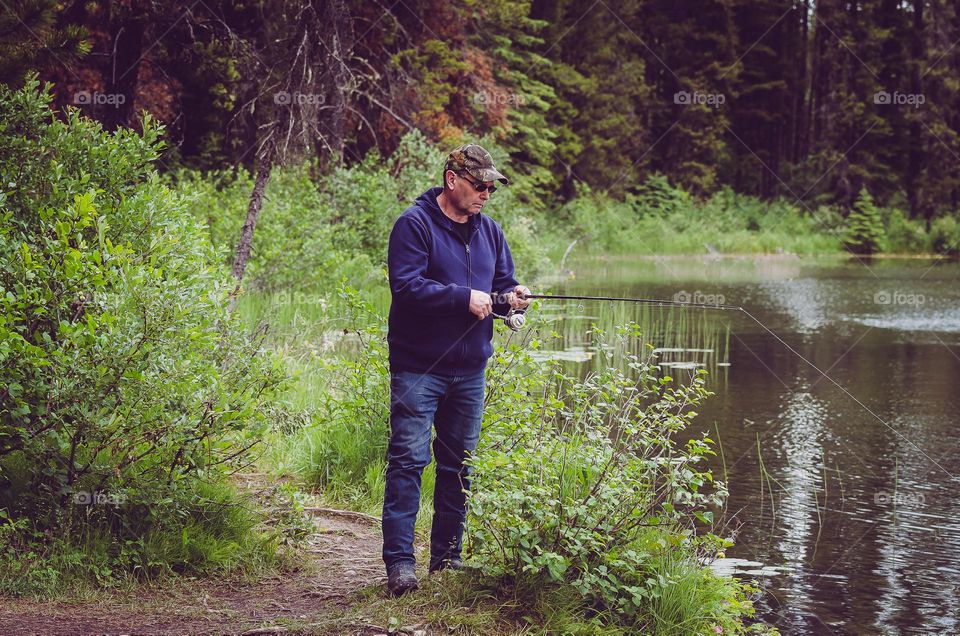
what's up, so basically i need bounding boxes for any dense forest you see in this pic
[4,0,959,221]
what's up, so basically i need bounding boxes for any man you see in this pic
[382,144,530,596]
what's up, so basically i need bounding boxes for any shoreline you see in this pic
[568,251,955,261]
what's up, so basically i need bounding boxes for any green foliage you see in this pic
[172,130,549,293]
[633,174,695,218]
[0,0,90,86]
[883,207,931,253]
[267,286,391,507]
[530,0,653,196]
[0,477,292,596]
[557,178,839,255]
[465,326,764,633]
[0,78,292,590]
[392,39,471,137]
[25,0,960,221]
[475,6,560,199]
[930,215,960,256]
[843,188,887,254]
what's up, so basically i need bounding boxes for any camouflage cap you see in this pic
[444,144,509,185]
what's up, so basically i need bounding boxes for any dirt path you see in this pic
[0,511,390,636]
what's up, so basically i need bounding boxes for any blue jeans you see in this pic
[381,369,485,571]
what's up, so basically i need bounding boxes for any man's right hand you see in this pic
[469,290,493,320]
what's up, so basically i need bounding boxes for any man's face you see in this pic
[448,170,493,214]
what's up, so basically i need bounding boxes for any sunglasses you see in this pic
[458,172,498,194]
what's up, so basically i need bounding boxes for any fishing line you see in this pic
[491,292,738,332]
[522,293,742,312]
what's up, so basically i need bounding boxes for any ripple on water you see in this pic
[708,557,791,578]
[527,347,593,363]
[841,311,960,333]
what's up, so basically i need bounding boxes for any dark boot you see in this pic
[386,562,418,596]
[429,557,464,574]
[429,511,465,573]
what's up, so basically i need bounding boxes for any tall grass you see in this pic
[524,300,731,378]
[556,183,842,256]
[0,480,288,597]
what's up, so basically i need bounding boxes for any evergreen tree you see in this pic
[637,0,739,195]
[532,0,651,197]
[725,0,804,198]
[10,0,960,221]
[844,187,886,253]
[467,1,560,200]
[910,0,960,224]
[803,0,889,209]
[0,0,89,86]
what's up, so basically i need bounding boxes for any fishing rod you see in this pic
[522,293,742,312]
[492,292,742,331]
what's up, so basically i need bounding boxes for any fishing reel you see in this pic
[493,309,526,331]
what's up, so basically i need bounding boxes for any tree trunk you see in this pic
[231,143,275,289]
[104,2,145,130]
[906,0,924,219]
[321,0,354,166]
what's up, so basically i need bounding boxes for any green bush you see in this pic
[560,184,641,250]
[930,215,960,256]
[0,78,290,588]
[467,325,768,633]
[171,162,339,291]
[884,207,930,253]
[557,178,840,256]
[633,173,694,219]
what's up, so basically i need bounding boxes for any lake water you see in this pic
[549,254,960,635]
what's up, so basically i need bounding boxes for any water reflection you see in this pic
[771,392,829,623]
[757,279,832,333]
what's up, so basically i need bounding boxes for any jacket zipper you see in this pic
[461,234,472,362]
[465,243,472,282]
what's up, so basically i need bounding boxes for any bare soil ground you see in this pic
[0,511,395,636]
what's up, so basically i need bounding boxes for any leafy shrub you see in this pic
[467,324,767,633]
[0,78,289,585]
[809,204,845,234]
[884,207,930,253]
[632,174,694,218]
[930,215,960,256]
[171,162,339,291]
[559,185,636,249]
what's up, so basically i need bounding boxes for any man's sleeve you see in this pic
[492,227,521,314]
[388,215,472,314]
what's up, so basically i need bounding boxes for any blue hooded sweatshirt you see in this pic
[387,186,520,375]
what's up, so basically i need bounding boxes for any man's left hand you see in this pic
[506,285,531,310]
